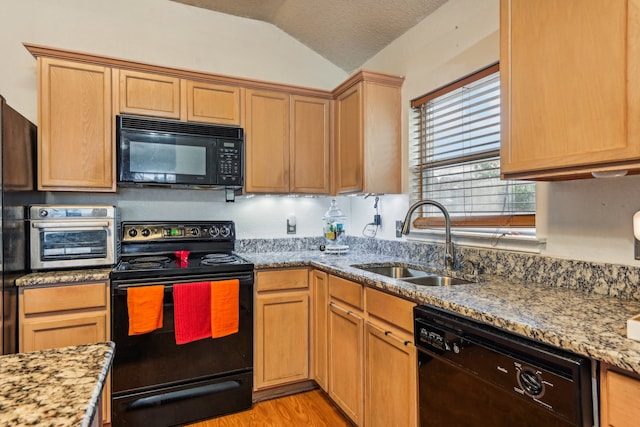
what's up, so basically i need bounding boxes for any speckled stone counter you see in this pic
[15,268,111,287]
[240,250,640,376]
[0,342,115,427]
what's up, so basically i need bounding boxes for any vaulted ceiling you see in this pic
[170,0,448,72]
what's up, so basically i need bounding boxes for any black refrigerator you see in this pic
[0,96,44,355]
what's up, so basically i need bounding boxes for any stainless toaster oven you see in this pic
[28,205,116,270]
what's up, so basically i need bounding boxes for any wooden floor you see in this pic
[186,390,352,427]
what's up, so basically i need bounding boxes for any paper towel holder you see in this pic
[633,211,640,259]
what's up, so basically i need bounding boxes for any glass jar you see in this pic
[322,199,347,247]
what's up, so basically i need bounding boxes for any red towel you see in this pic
[173,281,212,345]
[211,279,239,338]
[127,285,164,336]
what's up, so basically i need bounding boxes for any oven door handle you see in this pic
[31,221,112,229]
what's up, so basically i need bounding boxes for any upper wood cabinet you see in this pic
[116,69,181,119]
[38,58,114,192]
[244,89,290,193]
[184,80,241,125]
[500,0,640,180]
[290,95,330,194]
[245,90,331,194]
[332,71,403,194]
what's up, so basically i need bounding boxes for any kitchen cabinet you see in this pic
[116,69,181,119]
[254,269,310,391]
[37,57,114,192]
[244,90,330,194]
[184,80,242,125]
[364,288,417,427]
[328,275,365,426]
[600,363,640,427]
[500,0,640,180]
[311,269,329,390]
[19,281,111,425]
[332,71,403,194]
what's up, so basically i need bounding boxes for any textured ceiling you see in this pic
[170,0,448,72]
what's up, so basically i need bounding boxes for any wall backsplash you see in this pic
[239,235,640,302]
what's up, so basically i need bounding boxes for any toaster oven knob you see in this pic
[39,209,49,217]
[220,225,231,238]
[209,226,220,237]
[128,229,138,238]
[141,228,151,237]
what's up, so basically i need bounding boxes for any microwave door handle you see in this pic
[31,221,112,229]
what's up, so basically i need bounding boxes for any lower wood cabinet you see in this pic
[365,288,417,427]
[254,269,310,391]
[311,269,329,390]
[601,363,640,427]
[329,300,365,426]
[19,281,111,425]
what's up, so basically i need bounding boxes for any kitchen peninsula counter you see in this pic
[0,341,114,427]
[241,250,640,376]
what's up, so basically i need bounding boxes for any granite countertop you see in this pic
[0,342,115,427]
[240,250,640,375]
[15,268,112,287]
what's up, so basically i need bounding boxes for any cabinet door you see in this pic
[365,322,417,427]
[290,95,330,194]
[244,89,290,193]
[185,80,241,125]
[117,69,181,119]
[38,58,114,191]
[328,301,364,426]
[601,365,640,427]
[21,313,107,353]
[334,83,363,193]
[254,291,309,389]
[501,0,640,179]
[311,270,329,390]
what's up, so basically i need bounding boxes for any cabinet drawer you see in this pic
[256,269,308,292]
[366,288,414,334]
[23,283,108,315]
[329,275,363,310]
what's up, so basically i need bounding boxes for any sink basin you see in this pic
[350,263,474,286]
[352,265,429,279]
[402,275,471,286]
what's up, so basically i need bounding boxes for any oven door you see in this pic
[30,220,115,269]
[111,272,253,395]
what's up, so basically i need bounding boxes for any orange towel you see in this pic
[211,279,239,338]
[174,281,212,345]
[127,285,165,335]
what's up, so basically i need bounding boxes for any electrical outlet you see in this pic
[287,214,297,235]
[395,220,403,238]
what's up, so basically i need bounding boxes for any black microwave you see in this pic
[116,115,244,188]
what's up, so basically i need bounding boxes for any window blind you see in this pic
[410,63,535,229]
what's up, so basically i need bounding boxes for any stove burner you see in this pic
[130,261,165,269]
[130,256,171,264]
[201,253,240,265]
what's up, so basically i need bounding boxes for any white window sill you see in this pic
[405,229,546,254]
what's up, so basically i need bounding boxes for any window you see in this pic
[410,63,535,234]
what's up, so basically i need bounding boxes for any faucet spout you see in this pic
[401,199,454,270]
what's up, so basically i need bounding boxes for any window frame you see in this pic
[409,62,536,230]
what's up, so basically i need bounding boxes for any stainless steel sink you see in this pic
[350,263,473,286]
[352,265,429,279]
[402,275,471,286]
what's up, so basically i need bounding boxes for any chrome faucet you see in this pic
[401,199,454,270]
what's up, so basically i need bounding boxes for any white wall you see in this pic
[0,0,347,122]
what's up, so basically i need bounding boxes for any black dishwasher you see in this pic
[414,305,593,427]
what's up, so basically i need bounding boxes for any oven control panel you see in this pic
[122,222,235,242]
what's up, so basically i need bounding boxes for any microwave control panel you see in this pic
[216,139,243,186]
